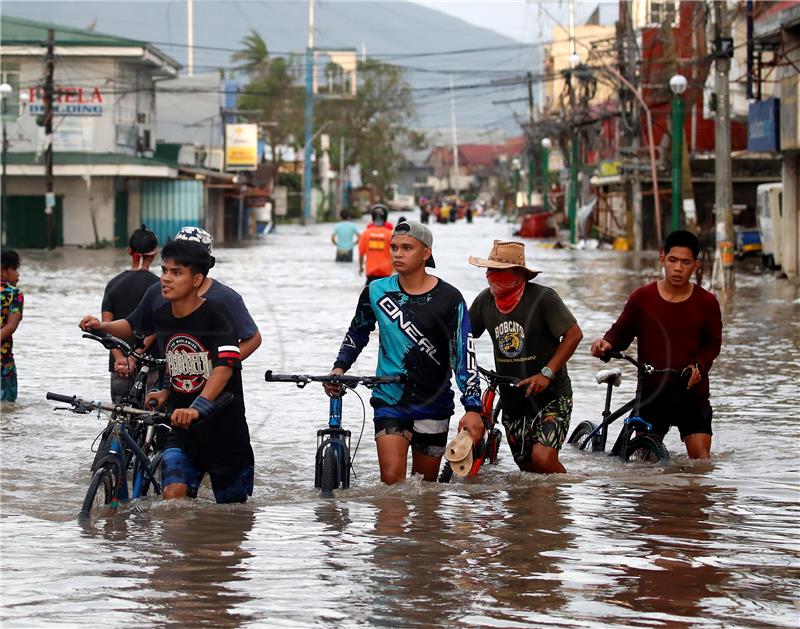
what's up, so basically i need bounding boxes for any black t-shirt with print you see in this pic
[469,283,577,416]
[101,270,159,371]
[153,299,253,473]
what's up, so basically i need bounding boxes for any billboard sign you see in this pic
[225,123,258,171]
[748,98,781,152]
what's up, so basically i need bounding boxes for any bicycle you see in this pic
[264,370,403,497]
[567,351,688,463]
[46,392,171,519]
[438,366,520,482]
[83,331,167,493]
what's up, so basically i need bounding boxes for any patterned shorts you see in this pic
[502,395,573,464]
[161,447,253,504]
[1,367,17,403]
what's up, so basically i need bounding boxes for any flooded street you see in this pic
[2,216,798,627]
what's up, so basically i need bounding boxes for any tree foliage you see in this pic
[233,33,422,196]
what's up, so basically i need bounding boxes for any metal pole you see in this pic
[671,94,684,232]
[568,134,579,243]
[1,99,7,221]
[44,28,56,249]
[338,136,345,212]
[542,146,549,212]
[449,76,460,199]
[302,0,316,224]
[187,0,194,76]
[713,0,735,290]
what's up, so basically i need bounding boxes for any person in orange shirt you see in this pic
[359,204,394,284]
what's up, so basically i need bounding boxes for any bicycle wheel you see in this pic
[567,421,600,453]
[80,468,117,519]
[320,446,339,497]
[625,435,669,463]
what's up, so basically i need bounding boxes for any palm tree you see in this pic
[231,30,269,76]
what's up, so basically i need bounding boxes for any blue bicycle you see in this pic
[47,392,172,518]
[264,371,403,497]
[567,351,686,463]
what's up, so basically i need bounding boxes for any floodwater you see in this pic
[2,216,798,627]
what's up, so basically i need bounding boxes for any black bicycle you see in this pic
[264,370,403,497]
[567,351,687,463]
[47,392,171,519]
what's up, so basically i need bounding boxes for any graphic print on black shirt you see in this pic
[153,299,252,471]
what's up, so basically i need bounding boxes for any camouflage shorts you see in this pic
[502,395,573,464]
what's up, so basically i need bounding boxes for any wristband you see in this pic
[190,396,215,418]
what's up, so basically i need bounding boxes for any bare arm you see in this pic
[79,314,133,339]
[102,311,126,365]
[240,330,262,361]
[519,323,583,396]
[0,312,22,342]
[170,365,233,428]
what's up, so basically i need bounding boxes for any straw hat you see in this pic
[468,240,540,279]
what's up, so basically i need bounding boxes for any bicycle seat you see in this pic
[596,368,622,386]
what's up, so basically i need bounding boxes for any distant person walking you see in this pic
[359,204,394,284]
[100,225,160,399]
[331,209,360,263]
[1,250,24,403]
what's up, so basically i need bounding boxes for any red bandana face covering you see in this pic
[487,270,525,313]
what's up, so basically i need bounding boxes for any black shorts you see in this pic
[640,391,713,440]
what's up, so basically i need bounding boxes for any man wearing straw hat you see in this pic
[466,240,583,473]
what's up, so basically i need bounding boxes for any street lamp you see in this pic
[669,73,688,232]
[541,138,551,212]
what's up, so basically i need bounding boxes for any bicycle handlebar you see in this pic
[264,370,404,388]
[82,331,165,367]
[477,365,521,386]
[602,351,686,376]
[46,391,171,426]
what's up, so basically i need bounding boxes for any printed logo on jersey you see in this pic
[166,333,212,393]
[378,295,441,365]
[494,320,525,358]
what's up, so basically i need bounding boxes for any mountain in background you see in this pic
[1,0,539,136]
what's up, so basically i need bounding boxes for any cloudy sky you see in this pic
[414,0,615,43]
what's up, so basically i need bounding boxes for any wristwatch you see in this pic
[541,366,555,380]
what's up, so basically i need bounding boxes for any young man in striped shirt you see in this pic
[146,240,254,503]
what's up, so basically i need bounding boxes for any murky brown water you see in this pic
[2,216,798,627]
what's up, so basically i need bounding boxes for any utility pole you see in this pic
[302,0,316,224]
[44,28,56,249]
[566,0,579,244]
[619,0,643,251]
[713,0,735,291]
[449,76,460,199]
[526,71,534,207]
[187,0,194,76]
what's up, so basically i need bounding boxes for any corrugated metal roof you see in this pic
[1,15,146,47]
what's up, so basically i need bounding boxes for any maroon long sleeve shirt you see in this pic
[603,282,722,401]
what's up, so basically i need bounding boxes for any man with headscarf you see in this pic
[465,240,583,474]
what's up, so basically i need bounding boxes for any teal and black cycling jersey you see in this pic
[334,275,481,420]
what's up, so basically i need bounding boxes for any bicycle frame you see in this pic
[314,396,352,493]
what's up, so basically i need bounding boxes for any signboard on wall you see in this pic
[225,124,258,171]
[748,98,781,152]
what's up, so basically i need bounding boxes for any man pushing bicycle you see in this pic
[325,220,482,485]
[466,240,583,474]
[590,230,722,459]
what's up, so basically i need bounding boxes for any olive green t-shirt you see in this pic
[469,282,577,416]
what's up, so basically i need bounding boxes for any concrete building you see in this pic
[0,16,240,249]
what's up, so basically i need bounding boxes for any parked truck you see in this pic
[756,182,783,270]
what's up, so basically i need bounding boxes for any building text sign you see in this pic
[27,86,104,116]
